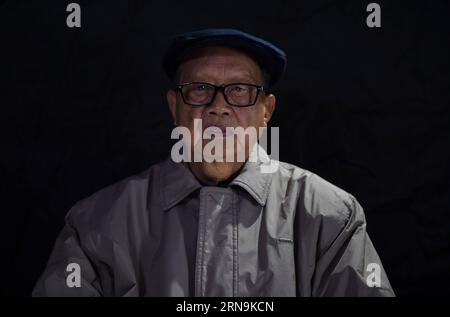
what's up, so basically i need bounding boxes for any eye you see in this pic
[228,85,251,95]
[231,85,245,92]
[195,84,209,91]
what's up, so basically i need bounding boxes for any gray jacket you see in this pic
[33,147,395,296]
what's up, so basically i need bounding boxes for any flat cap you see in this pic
[162,28,287,88]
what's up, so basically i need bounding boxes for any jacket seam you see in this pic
[195,189,207,296]
[232,191,239,297]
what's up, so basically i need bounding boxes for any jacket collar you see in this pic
[159,159,202,211]
[159,145,275,210]
[230,145,275,206]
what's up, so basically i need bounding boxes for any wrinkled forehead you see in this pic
[177,46,264,83]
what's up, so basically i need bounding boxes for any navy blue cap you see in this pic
[162,28,287,88]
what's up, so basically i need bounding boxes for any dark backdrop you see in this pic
[1,0,449,296]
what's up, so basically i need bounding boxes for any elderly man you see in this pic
[33,29,395,297]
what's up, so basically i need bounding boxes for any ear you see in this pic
[166,89,178,125]
[263,94,276,127]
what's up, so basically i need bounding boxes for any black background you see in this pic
[1,0,449,296]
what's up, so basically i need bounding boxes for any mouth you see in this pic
[203,124,234,138]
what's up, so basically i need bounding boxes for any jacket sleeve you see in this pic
[32,215,103,297]
[311,195,395,297]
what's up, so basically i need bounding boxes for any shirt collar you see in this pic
[159,144,275,210]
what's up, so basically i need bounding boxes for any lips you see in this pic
[203,124,234,137]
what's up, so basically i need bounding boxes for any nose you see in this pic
[207,90,230,117]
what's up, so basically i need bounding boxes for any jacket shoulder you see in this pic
[276,161,364,256]
[276,161,357,225]
[65,162,163,235]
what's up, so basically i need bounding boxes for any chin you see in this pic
[197,161,242,184]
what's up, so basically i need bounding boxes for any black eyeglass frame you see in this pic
[176,82,265,107]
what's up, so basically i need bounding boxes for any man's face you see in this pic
[167,46,276,184]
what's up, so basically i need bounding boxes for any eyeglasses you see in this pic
[176,82,265,107]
